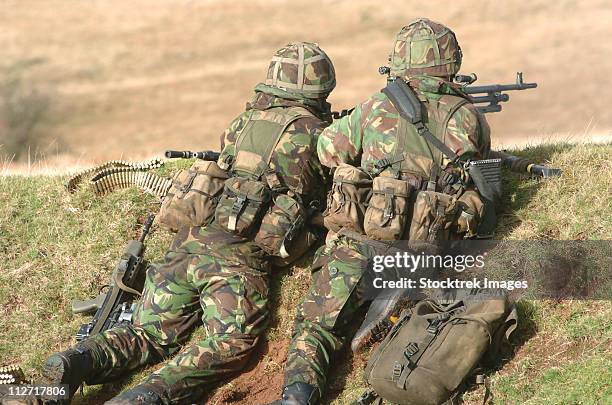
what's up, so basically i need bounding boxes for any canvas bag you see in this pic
[364,291,517,405]
[158,160,229,232]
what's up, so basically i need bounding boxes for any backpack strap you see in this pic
[382,78,467,190]
[392,303,467,389]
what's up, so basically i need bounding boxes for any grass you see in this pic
[0,142,611,404]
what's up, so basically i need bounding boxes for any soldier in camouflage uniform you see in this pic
[32,42,336,405]
[268,19,491,405]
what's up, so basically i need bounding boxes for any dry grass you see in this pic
[1,0,611,166]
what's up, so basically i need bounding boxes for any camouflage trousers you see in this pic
[84,247,269,404]
[283,235,376,396]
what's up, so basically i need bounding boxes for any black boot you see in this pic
[265,382,320,405]
[40,344,95,403]
[104,385,165,405]
[351,288,412,353]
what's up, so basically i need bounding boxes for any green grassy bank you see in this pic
[0,143,610,404]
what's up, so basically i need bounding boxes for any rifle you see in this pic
[165,150,220,161]
[72,214,155,341]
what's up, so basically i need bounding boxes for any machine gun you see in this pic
[165,150,220,161]
[72,214,155,341]
[378,67,537,114]
[457,72,537,113]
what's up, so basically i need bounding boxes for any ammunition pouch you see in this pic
[254,193,307,258]
[215,177,272,237]
[324,164,372,234]
[364,176,414,241]
[455,190,486,238]
[158,160,229,232]
[408,190,458,241]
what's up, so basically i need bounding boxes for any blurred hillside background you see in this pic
[1,0,611,170]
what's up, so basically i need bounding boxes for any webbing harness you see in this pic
[224,107,312,229]
[382,78,467,191]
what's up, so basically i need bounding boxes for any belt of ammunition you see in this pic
[65,158,171,200]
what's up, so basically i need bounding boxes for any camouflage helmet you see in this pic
[389,18,462,79]
[265,42,336,99]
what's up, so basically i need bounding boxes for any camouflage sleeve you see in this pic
[445,103,491,161]
[273,117,330,208]
[219,113,249,151]
[316,103,365,168]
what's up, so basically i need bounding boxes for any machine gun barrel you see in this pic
[165,150,220,161]
[490,150,561,178]
[464,82,537,95]
[463,72,537,114]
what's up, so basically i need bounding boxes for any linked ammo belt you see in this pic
[66,158,171,199]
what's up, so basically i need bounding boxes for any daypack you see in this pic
[363,290,517,405]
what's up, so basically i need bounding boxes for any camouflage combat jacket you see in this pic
[175,84,330,270]
[318,75,491,184]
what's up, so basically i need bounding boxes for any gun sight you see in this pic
[378,66,391,76]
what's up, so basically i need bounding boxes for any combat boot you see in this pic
[40,344,95,404]
[265,382,320,405]
[104,385,165,405]
[350,288,412,353]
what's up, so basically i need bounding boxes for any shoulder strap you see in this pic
[382,79,461,163]
[382,78,468,190]
[232,107,312,180]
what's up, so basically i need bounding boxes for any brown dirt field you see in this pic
[2,0,612,168]
[206,339,288,405]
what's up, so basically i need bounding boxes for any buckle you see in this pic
[232,196,247,213]
[382,191,394,224]
[403,342,419,358]
[426,318,443,334]
[391,362,403,381]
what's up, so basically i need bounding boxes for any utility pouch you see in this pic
[323,163,372,234]
[254,194,306,258]
[158,160,229,232]
[408,190,458,241]
[364,176,414,241]
[215,177,272,237]
[456,190,486,238]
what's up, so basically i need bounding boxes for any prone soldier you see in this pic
[267,18,492,405]
[25,42,336,405]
